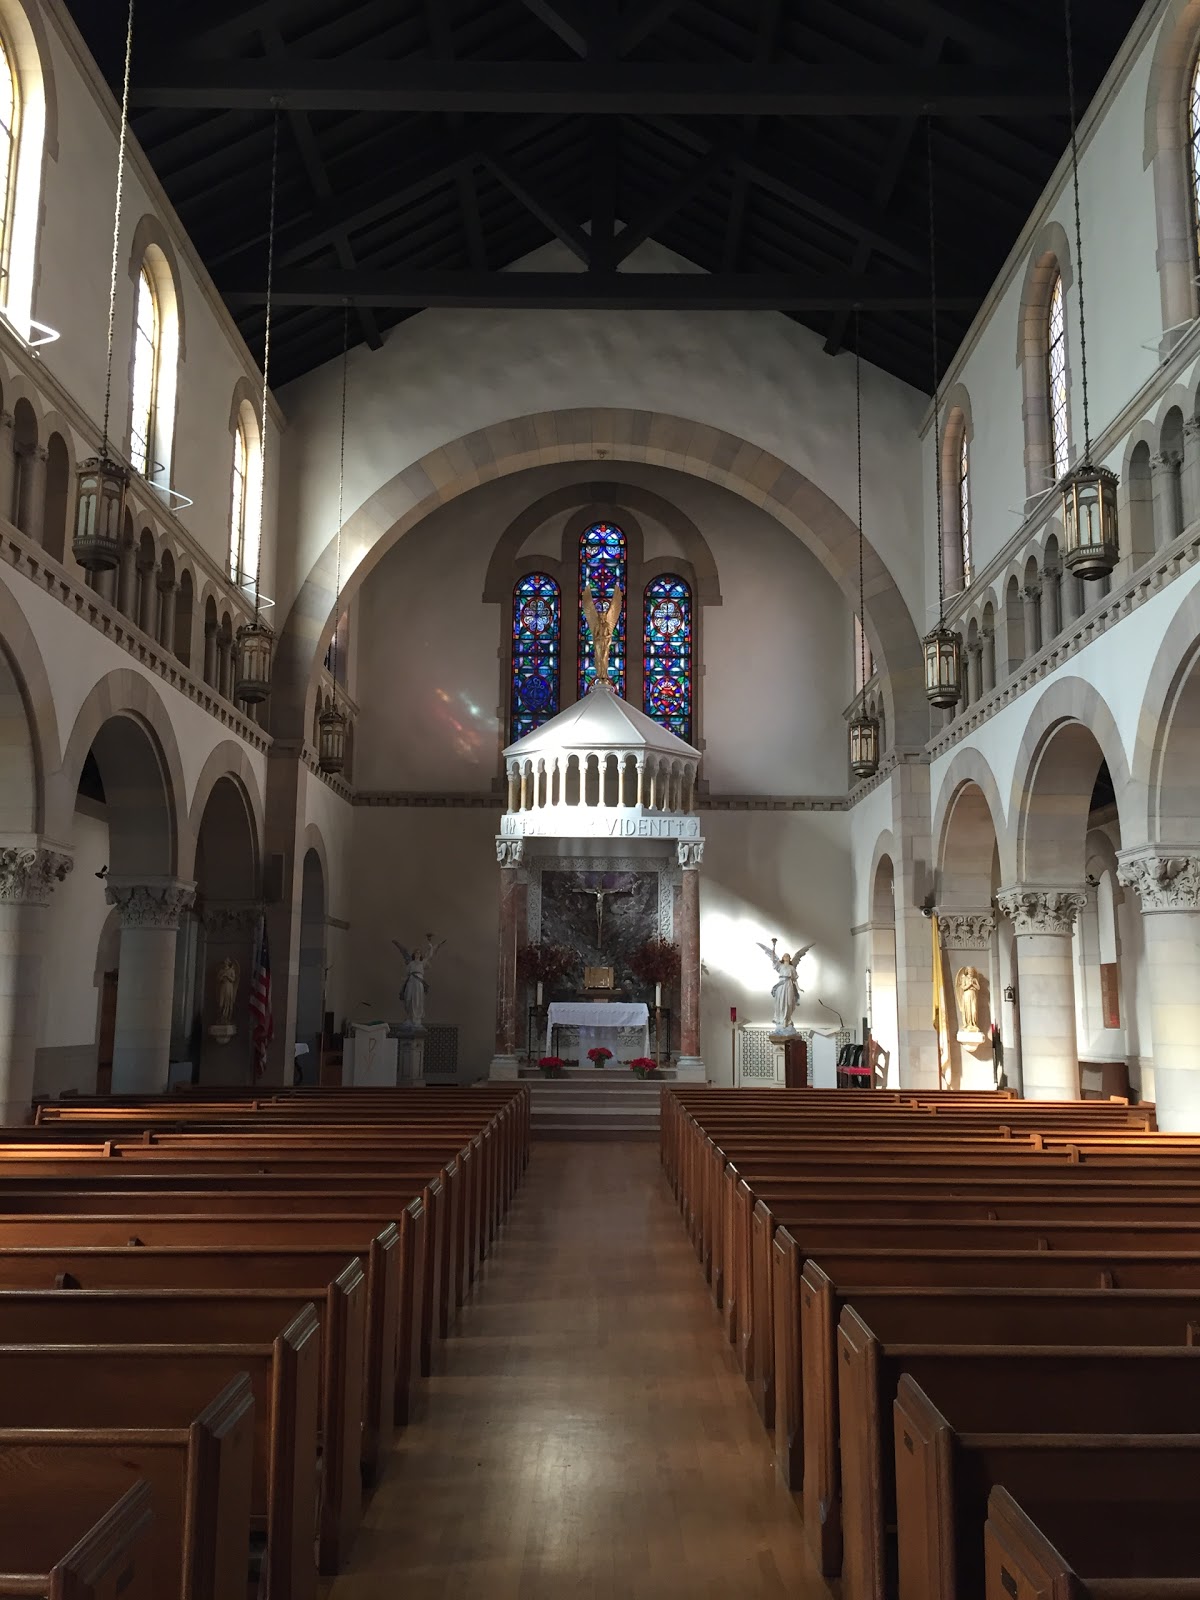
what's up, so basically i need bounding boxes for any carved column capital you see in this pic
[1152,449,1183,473]
[495,837,525,868]
[996,885,1087,937]
[1022,583,1042,603]
[1117,848,1200,913]
[938,909,995,950]
[0,845,73,905]
[677,839,705,870]
[202,899,263,937]
[106,877,196,930]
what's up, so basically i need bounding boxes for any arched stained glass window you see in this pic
[577,521,626,697]
[1047,271,1070,481]
[1190,49,1200,264]
[959,431,972,588]
[511,572,561,740]
[643,575,693,741]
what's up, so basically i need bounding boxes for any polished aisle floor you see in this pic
[324,1139,831,1600]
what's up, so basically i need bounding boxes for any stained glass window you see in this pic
[511,572,561,740]
[577,521,627,697]
[1191,50,1200,266]
[643,574,693,741]
[959,430,972,588]
[1047,271,1070,481]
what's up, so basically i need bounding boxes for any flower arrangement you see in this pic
[630,1056,660,1079]
[538,1055,567,1079]
[629,938,681,989]
[587,1046,613,1068]
[517,942,577,987]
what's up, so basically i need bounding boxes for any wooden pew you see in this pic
[985,1484,1200,1600]
[895,1375,1200,1600]
[0,1323,319,1600]
[0,1374,254,1600]
[798,1270,1200,1576]
[0,1479,153,1600]
[0,1275,363,1576]
[837,1323,1200,1600]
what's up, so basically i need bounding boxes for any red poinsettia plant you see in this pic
[517,942,577,987]
[629,938,681,989]
[630,1056,660,1079]
[538,1055,567,1079]
[587,1046,613,1067]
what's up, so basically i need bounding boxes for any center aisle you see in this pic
[325,1140,830,1600]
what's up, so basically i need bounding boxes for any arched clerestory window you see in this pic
[958,431,972,588]
[577,520,627,697]
[511,572,561,740]
[1047,271,1070,482]
[0,33,18,279]
[228,400,262,589]
[643,574,693,741]
[129,265,159,477]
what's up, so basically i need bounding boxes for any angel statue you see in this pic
[392,934,447,1027]
[581,581,624,687]
[757,936,814,1035]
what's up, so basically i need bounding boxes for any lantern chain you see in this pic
[927,115,946,626]
[855,306,867,706]
[255,105,280,621]
[330,301,349,709]
[101,0,135,458]
[1064,0,1090,459]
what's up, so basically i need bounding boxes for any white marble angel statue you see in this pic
[392,934,447,1027]
[581,581,624,686]
[757,936,814,1035]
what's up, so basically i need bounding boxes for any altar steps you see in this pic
[525,1078,664,1139]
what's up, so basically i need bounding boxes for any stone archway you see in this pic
[936,776,1004,1094]
[296,845,326,1085]
[192,774,261,1086]
[272,407,927,753]
[868,852,899,1087]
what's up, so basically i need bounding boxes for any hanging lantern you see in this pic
[923,623,962,709]
[234,619,273,703]
[72,454,127,572]
[318,704,348,774]
[1061,459,1119,580]
[849,710,880,779]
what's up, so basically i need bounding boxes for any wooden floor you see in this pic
[323,1140,832,1599]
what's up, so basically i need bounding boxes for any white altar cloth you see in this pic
[547,1001,650,1061]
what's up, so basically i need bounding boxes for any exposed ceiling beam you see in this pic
[482,152,592,264]
[219,268,983,311]
[517,0,589,57]
[614,141,733,264]
[131,62,1067,116]
[620,0,687,56]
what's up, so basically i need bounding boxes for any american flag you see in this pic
[250,915,273,1079]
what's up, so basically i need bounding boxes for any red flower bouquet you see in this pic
[587,1046,613,1068]
[538,1055,567,1079]
[630,1056,660,1079]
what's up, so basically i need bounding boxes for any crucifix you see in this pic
[572,880,634,951]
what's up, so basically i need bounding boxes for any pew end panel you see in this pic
[892,1373,957,1600]
[800,1259,842,1577]
[0,1478,154,1600]
[318,1261,367,1577]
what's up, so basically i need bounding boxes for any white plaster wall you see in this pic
[277,238,928,630]
[352,461,853,798]
[36,802,107,1050]
[302,767,356,1028]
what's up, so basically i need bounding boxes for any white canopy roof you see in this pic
[504,682,700,762]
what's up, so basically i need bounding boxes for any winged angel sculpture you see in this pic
[757,936,815,1034]
[581,582,624,687]
[392,934,447,1027]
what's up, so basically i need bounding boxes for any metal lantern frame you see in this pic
[849,711,881,779]
[1061,460,1119,580]
[318,703,349,775]
[234,618,274,704]
[923,623,963,710]
[73,454,128,572]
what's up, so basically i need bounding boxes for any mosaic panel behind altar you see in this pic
[539,870,659,992]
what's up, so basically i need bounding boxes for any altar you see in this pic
[547,1000,650,1062]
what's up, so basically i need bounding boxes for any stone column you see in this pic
[105,877,195,1093]
[0,412,14,524]
[981,626,996,694]
[1117,850,1200,1130]
[0,844,72,1124]
[489,838,526,1080]
[1183,420,1200,530]
[116,536,138,618]
[137,556,158,636]
[1060,568,1083,628]
[203,620,218,687]
[218,631,233,700]
[158,578,177,654]
[1151,450,1184,548]
[1022,583,1042,656]
[966,642,982,706]
[1039,564,1060,644]
[893,764,937,1088]
[676,838,705,1081]
[996,886,1087,1100]
[16,446,47,547]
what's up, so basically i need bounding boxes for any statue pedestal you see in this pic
[674,1055,706,1082]
[347,1023,398,1087]
[489,1054,521,1081]
[207,1023,237,1048]
[395,1025,426,1086]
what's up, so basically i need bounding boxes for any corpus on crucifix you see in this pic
[572,880,634,952]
